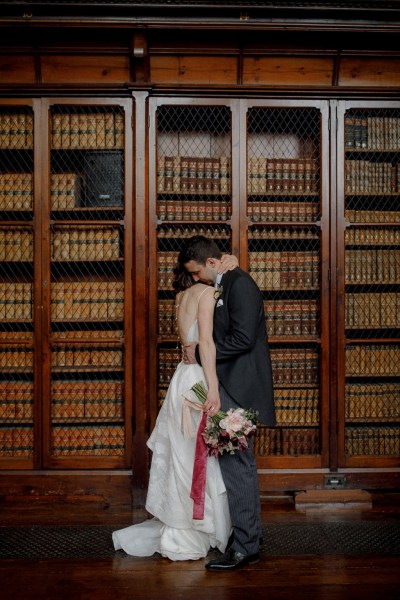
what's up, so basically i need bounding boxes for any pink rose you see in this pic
[219,409,246,436]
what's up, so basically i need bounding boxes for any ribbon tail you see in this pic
[190,412,208,520]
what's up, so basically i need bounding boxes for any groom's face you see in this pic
[184,258,217,285]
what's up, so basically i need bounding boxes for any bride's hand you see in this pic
[219,254,238,273]
[204,391,221,418]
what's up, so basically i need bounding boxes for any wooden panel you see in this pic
[242,56,334,86]
[150,55,237,84]
[339,58,400,87]
[41,55,130,84]
[0,55,36,84]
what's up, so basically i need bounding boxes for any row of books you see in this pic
[158,300,178,336]
[53,329,124,339]
[265,299,319,337]
[346,293,400,328]
[345,160,400,194]
[274,388,319,425]
[345,426,400,455]
[345,228,400,245]
[345,116,400,150]
[0,382,33,420]
[50,173,80,210]
[0,331,32,340]
[249,226,319,240]
[158,225,230,240]
[248,201,319,222]
[0,228,33,262]
[51,112,124,150]
[345,209,400,223]
[0,113,33,149]
[248,157,319,195]
[346,344,400,375]
[158,198,230,221]
[158,252,179,290]
[271,349,319,385]
[157,155,230,195]
[52,227,120,261]
[51,348,123,368]
[0,173,33,210]
[345,383,400,420]
[158,348,181,384]
[255,426,319,456]
[0,283,32,321]
[52,380,123,398]
[52,381,124,419]
[51,281,124,321]
[0,349,33,369]
[345,249,400,284]
[52,425,125,456]
[0,427,34,456]
[249,251,320,290]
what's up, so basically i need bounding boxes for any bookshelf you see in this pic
[243,102,330,467]
[43,102,132,468]
[0,99,133,469]
[0,104,35,467]
[338,102,400,467]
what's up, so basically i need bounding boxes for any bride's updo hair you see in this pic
[172,258,194,293]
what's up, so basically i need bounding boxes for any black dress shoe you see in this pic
[205,548,260,571]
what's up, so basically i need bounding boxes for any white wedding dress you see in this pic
[112,320,231,560]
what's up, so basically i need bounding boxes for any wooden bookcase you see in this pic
[336,101,400,469]
[0,92,399,488]
[0,98,133,469]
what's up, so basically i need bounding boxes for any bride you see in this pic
[112,254,237,560]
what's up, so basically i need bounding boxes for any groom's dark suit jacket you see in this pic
[211,267,275,426]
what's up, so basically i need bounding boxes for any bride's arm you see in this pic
[197,287,220,417]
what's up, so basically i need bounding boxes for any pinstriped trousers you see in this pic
[218,384,262,556]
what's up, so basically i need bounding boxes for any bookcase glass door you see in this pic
[46,104,128,466]
[0,105,35,466]
[151,102,233,417]
[340,105,400,465]
[245,105,327,463]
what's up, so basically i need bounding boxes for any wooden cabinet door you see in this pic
[336,101,400,469]
[241,100,331,470]
[0,100,37,468]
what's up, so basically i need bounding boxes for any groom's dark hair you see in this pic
[180,235,222,266]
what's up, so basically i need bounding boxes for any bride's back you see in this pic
[176,283,211,344]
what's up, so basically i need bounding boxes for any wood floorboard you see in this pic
[0,492,399,599]
[1,555,400,600]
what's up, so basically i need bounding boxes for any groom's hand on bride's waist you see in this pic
[182,342,197,364]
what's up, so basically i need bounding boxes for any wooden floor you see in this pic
[1,492,399,600]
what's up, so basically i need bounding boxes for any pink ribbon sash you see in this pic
[190,411,208,520]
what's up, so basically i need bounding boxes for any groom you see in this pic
[181,235,275,571]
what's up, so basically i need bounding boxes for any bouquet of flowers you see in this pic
[186,381,258,457]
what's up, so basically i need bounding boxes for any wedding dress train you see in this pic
[112,320,231,560]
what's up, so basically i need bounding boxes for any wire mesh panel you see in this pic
[48,105,126,462]
[247,107,322,458]
[0,106,35,462]
[154,103,232,410]
[156,105,231,222]
[344,107,400,458]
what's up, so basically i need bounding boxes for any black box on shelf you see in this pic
[82,151,124,208]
